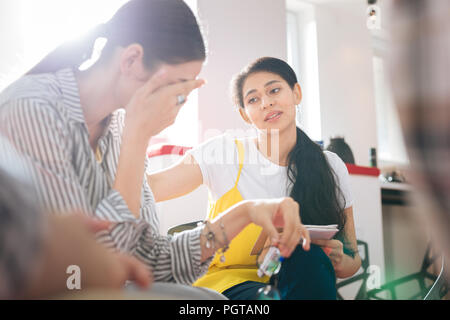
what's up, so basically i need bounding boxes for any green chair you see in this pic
[424,256,447,300]
[167,220,203,236]
[366,244,448,300]
[336,240,371,300]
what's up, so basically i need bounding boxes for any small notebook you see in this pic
[304,224,339,240]
[251,224,339,255]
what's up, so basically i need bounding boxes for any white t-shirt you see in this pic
[187,134,353,210]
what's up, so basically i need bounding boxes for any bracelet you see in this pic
[218,219,229,263]
[201,220,216,249]
[200,219,230,263]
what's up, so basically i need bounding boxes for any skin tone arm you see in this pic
[311,206,362,279]
[23,214,152,299]
[148,153,203,202]
[114,70,205,217]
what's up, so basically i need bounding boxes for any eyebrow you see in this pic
[244,80,282,99]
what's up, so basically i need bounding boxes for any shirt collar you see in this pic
[55,68,86,124]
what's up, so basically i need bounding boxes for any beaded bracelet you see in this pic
[200,220,216,249]
[199,219,230,263]
[218,219,229,262]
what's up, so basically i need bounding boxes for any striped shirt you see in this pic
[0,68,211,284]
[0,136,46,299]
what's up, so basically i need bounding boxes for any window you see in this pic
[149,0,199,148]
[0,0,199,148]
[286,1,322,142]
[372,36,409,165]
[0,0,128,91]
[286,11,300,83]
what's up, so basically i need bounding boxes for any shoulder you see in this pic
[187,134,238,186]
[323,150,350,177]
[196,134,236,149]
[188,134,236,159]
[0,74,63,120]
[0,73,62,105]
[323,150,354,208]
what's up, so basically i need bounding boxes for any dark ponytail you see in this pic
[287,127,346,234]
[232,57,355,256]
[26,0,205,75]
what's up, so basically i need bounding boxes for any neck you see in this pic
[256,123,297,166]
[75,64,119,148]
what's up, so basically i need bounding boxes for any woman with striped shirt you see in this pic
[0,0,310,289]
[0,136,152,299]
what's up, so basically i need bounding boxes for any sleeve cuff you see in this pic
[170,226,213,285]
[95,189,149,253]
[95,189,136,222]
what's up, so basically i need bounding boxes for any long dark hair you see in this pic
[232,57,353,252]
[26,0,206,75]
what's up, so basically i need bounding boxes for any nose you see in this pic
[261,96,274,110]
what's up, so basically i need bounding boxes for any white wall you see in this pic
[314,1,378,166]
[196,0,287,141]
[147,154,208,235]
[0,1,25,90]
[344,175,385,298]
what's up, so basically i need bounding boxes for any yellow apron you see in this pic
[193,140,270,293]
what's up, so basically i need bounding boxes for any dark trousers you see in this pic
[222,244,337,300]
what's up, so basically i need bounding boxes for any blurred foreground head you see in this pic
[389,0,450,277]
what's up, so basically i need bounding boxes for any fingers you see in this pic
[142,67,169,94]
[259,215,281,248]
[71,212,112,233]
[311,240,344,259]
[160,78,206,102]
[322,247,333,256]
[311,240,335,256]
[277,198,302,257]
[311,239,341,250]
[300,225,311,251]
[119,254,153,289]
[250,197,311,258]
[82,217,112,233]
[175,78,206,96]
[274,198,312,257]
[311,239,332,247]
[143,76,205,114]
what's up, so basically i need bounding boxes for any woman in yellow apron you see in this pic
[149,57,361,299]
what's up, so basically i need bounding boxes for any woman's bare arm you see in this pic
[147,153,203,202]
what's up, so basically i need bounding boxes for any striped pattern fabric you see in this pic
[0,136,46,299]
[0,68,211,284]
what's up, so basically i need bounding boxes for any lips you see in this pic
[264,111,283,122]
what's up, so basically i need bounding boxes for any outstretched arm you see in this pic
[147,153,203,202]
